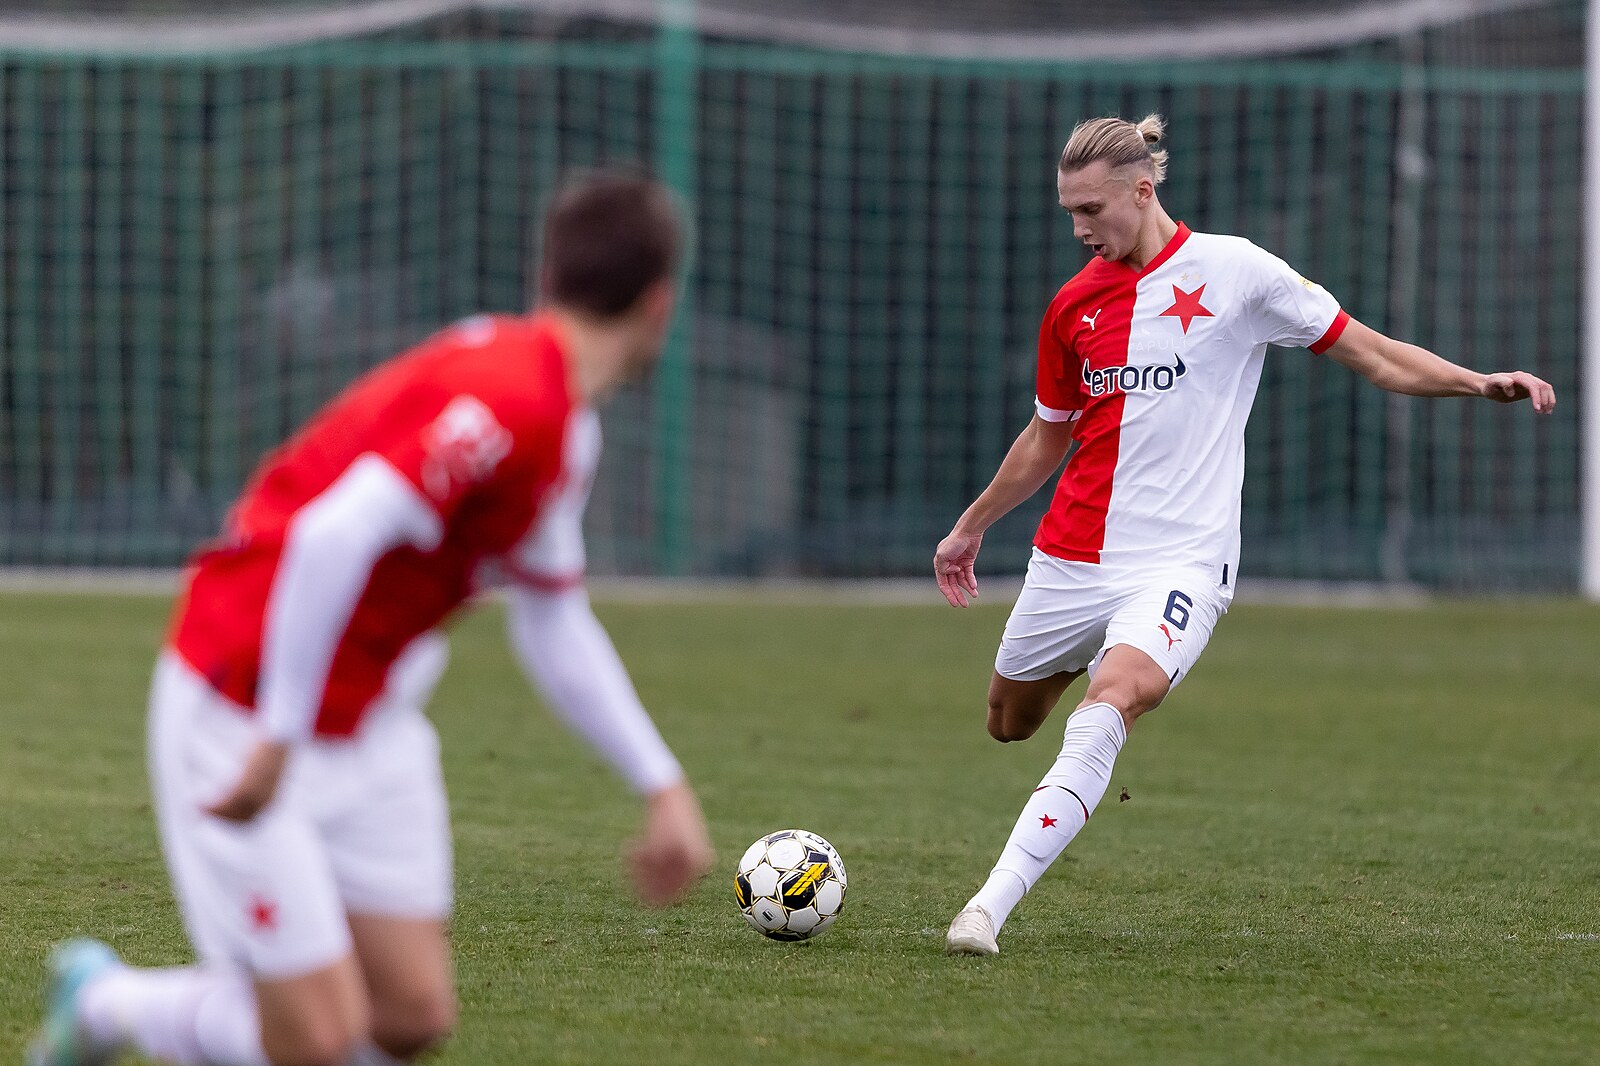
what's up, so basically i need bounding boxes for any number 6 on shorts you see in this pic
[1163,590,1193,630]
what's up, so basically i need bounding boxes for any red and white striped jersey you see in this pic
[1034,223,1348,577]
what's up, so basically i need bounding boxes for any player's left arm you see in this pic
[1322,317,1556,413]
[505,585,714,906]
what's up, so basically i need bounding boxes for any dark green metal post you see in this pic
[654,0,698,575]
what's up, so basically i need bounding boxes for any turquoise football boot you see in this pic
[26,938,123,1066]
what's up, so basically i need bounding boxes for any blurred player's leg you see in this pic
[322,694,456,1061]
[57,915,446,1066]
[256,962,370,1065]
[348,915,456,1060]
[59,952,365,1066]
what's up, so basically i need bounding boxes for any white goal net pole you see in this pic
[0,0,1556,58]
[1585,0,1600,599]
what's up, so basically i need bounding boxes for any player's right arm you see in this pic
[505,585,714,907]
[206,455,445,822]
[935,415,1077,608]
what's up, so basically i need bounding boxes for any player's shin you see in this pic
[968,702,1127,931]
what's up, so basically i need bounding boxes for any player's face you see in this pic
[1058,161,1147,264]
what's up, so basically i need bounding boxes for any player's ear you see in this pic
[637,278,677,332]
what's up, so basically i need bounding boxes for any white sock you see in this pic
[79,964,268,1066]
[969,702,1127,931]
[348,1045,410,1066]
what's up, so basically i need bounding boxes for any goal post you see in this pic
[1584,0,1600,599]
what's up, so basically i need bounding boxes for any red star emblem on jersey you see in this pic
[248,894,278,933]
[1160,283,1215,334]
[1039,813,1058,829]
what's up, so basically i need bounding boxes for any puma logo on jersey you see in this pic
[1081,308,1103,330]
[1082,354,1188,397]
[1159,623,1183,650]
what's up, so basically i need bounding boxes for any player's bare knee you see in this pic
[986,700,1040,743]
[372,1024,452,1061]
[1079,685,1161,728]
[985,705,1011,742]
[263,1020,363,1066]
[986,716,1024,743]
[372,986,457,1059]
[1083,665,1169,724]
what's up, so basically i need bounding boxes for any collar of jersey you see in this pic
[1111,221,1191,278]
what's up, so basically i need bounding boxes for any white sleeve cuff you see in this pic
[1034,398,1082,423]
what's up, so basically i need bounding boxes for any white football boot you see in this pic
[944,905,1000,956]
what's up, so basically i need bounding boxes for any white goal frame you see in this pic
[1585,0,1600,599]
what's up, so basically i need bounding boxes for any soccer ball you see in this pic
[733,829,848,941]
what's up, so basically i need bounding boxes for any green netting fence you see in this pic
[0,33,1582,588]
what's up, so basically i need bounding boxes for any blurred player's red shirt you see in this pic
[171,313,580,737]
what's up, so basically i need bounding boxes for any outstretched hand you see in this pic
[1480,371,1556,413]
[629,781,715,908]
[934,528,983,608]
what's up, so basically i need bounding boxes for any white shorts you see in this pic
[149,649,453,980]
[995,549,1232,687]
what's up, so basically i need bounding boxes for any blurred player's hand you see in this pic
[205,739,291,823]
[1479,371,1556,413]
[935,528,984,608]
[629,781,714,908]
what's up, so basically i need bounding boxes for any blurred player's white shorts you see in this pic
[148,644,453,980]
[995,549,1233,686]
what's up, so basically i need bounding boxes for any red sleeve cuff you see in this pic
[1309,309,1351,355]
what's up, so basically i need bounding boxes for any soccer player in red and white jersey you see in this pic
[938,115,1555,956]
[29,172,716,1065]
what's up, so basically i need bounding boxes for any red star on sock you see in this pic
[1039,813,1058,828]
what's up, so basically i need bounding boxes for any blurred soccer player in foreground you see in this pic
[31,171,715,1065]
[938,115,1555,956]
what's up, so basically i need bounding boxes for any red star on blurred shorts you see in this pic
[1160,284,1214,334]
[1039,813,1058,828]
[248,894,278,933]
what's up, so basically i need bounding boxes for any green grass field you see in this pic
[2,590,1598,1064]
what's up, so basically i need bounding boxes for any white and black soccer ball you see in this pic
[733,829,847,941]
